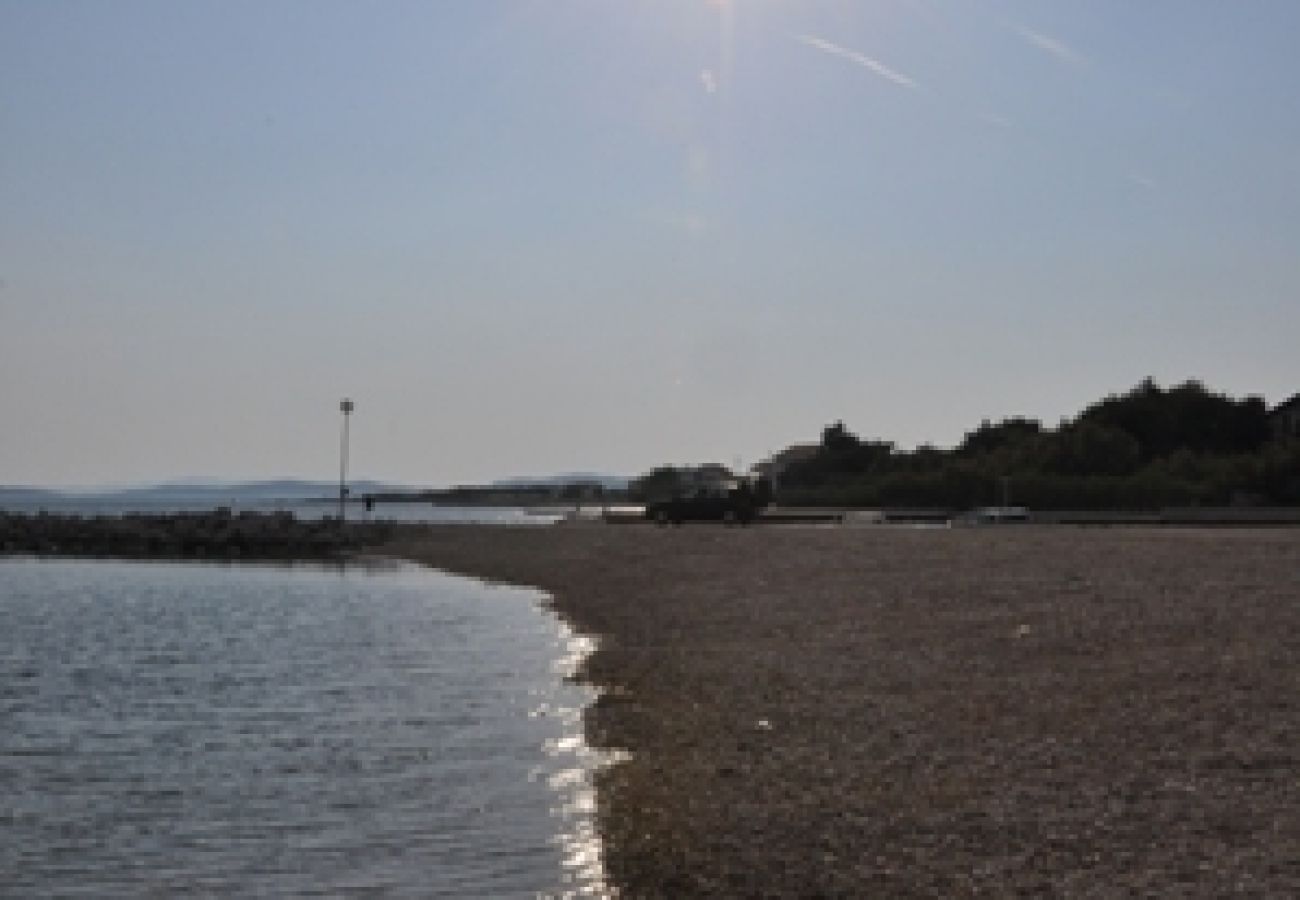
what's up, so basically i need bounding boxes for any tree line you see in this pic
[636,379,1300,509]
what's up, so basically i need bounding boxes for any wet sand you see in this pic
[387,525,1299,896]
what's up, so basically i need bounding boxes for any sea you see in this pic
[0,556,613,897]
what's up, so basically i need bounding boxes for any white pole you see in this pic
[339,398,354,522]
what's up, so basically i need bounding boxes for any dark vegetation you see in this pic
[780,379,1298,509]
[633,379,1300,509]
[629,466,691,502]
[0,510,406,560]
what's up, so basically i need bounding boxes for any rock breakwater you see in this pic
[0,510,409,561]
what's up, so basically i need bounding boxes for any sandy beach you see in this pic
[387,524,1299,896]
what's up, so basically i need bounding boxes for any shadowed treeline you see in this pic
[768,380,1297,509]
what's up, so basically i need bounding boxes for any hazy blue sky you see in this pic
[3,0,1298,486]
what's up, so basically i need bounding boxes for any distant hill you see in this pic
[0,479,422,511]
[0,486,68,505]
[103,479,411,502]
[1,475,630,511]
[487,473,630,491]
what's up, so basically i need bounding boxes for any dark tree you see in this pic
[1035,421,1142,477]
[1081,379,1271,458]
[958,417,1043,456]
[630,466,684,501]
[821,421,859,454]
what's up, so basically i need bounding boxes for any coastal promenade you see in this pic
[388,525,1300,896]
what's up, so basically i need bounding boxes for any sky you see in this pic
[2,0,1298,487]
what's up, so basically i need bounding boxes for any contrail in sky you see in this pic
[796,34,918,90]
[1011,23,1085,65]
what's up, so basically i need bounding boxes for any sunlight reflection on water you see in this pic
[535,625,630,898]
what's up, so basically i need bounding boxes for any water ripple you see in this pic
[0,558,613,897]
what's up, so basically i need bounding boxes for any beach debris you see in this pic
[1014,624,1032,638]
[755,718,773,731]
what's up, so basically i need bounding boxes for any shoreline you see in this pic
[387,524,1300,896]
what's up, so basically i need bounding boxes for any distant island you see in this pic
[0,475,636,516]
[0,479,419,512]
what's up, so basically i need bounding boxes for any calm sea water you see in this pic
[0,558,610,897]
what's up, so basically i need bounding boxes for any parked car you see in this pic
[644,481,767,525]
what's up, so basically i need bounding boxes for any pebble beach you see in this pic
[388,524,1300,896]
